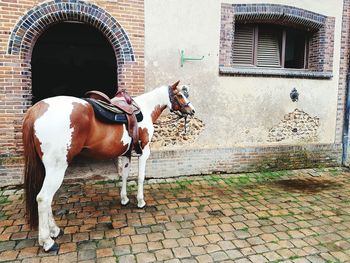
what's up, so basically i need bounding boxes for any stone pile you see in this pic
[268,109,320,142]
[152,114,205,147]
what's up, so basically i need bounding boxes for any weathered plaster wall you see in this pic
[145,0,343,148]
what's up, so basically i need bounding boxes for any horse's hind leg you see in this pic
[37,165,66,251]
[120,156,131,205]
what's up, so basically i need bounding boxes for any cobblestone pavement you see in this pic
[1,168,350,262]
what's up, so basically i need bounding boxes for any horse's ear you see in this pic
[171,80,180,90]
[181,85,189,98]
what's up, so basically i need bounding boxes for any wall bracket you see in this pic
[181,50,204,67]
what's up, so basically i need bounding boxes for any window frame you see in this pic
[233,23,309,70]
[219,4,334,79]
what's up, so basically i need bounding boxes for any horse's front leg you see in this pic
[120,156,131,205]
[48,207,64,238]
[137,144,150,208]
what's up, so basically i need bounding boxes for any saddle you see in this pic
[85,90,143,155]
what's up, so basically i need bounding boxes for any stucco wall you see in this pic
[145,0,343,148]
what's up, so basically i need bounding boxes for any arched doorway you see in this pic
[31,22,117,103]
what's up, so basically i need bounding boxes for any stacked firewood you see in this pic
[151,114,205,147]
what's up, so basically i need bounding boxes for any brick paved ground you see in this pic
[1,168,350,262]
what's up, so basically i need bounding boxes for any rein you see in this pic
[155,113,190,134]
[155,114,182,125]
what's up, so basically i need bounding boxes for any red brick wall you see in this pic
[129,144,342,180]
[219,3,235,67]
[308,17,335,73]
[0,0,144,184]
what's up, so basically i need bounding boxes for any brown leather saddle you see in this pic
[85,90,143,155]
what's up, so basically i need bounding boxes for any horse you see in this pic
[22,81,195,252]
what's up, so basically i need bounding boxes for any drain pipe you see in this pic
[342,69,350,166]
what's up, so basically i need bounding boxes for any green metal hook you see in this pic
[181,50,204,67]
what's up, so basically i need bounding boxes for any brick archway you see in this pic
[0,0,144,185]
[7,0,135,65]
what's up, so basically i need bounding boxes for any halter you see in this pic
[168,86,191,133]
[168,86,190,114]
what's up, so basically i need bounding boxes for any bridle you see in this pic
[168,86,191,133]
[168,86,191,115]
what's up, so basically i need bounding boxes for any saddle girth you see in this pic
[114,89,142,156]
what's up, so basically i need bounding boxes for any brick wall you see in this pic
[0,0,145,184]
[308,17,335,73]
[60,144,342,185]
[219,3,235,67]
[138,144,342,179]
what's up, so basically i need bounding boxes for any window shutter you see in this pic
[232,25,254,66]
[256,28,281,67]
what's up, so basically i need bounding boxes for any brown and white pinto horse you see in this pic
[22,81,195,252]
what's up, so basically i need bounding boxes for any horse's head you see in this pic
[168,80,195,116]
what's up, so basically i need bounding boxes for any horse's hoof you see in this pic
[137,200,146,208]
[121,197,129,206]
[52,228,64,239]
[57,228,64,238]
[46,242,59,252]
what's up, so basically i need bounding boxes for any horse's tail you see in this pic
[23,113,45,229]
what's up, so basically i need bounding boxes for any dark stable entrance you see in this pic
[31,22,117,104]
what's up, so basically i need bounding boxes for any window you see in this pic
[220,4,334,78]
[233,24,308,69]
